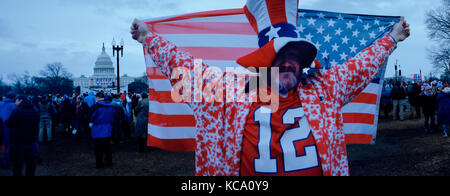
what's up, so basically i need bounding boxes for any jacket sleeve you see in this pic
[0,119,4,142]
[90,110,97,123]
[135,101,142,116]
[143,33,212,105]
[320,34,397,106]
[5,109,18,129]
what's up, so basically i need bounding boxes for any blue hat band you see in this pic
[258,23,298,48]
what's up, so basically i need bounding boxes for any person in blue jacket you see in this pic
[0,93,17,168]
[381,83,393,118]
[0,95,3,151]
[84,92,97,108]
[437,87,450,137]
[90,92,117,169]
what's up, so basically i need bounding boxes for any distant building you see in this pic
[73,44,136,94]
[385,76,416,83]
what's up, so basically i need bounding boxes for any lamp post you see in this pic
[395,60,398,82]
[112,38,124,94]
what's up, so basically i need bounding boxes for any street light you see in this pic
[112,38,124,94]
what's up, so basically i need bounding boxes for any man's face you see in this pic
[272,58,302,95]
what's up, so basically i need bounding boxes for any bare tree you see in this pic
[36,62,74,95]
[39,62,73,79]
[425,0,450,77]
[426,0,450,42]
[7,71,39,95]
[429,47,450,74]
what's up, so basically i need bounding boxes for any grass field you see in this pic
[348,115,450,176]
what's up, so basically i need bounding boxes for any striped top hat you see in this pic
[237,0,321,70]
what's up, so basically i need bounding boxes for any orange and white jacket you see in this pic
[143,33,397,176]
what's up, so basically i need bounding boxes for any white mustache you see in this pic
[279,74,298,94]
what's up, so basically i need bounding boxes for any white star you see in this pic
[297,24,305,33]
[346,21,354,29]
[338,14,344,20]
[307,17,316,26]
[352,29,360,37]
[341,36,349,44]
[315,41,322,50]
[323,34,332,42]
[327,19,336,27]
[363,23,371,31]
[321,50,330,59]
[374,19,380,25]
[357,17,363,23]
[349,45,358,53]
[340,52,348,61]
[369,31,376,39]
[317,13,325,19]
[378,26,386,32]
[265,26,281,40]
[389,21,396,26]
[359,38,367,46]
[330,59,338,66]
[299,12,306,17]
[316,26,325,34]
[335,28,343,36]
[305,33,314,41]
[303,68,311,74]
[332,43,340,51]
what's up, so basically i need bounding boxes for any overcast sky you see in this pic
[0,0,444,83]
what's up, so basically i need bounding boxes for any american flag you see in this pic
[142,8,399,152]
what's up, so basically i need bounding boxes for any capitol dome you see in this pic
[95,43,114,67]
[73,42,136,93]
[93,43,116,87]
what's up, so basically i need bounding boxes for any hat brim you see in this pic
[237,38,320,70]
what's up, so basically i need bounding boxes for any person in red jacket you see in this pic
[131,0,410,176]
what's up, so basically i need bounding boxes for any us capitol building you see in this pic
[73,44,136,93]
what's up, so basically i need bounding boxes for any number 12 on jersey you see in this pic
[254,107,319,174]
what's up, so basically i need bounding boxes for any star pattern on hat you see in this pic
[303,67,311,74]
[265,26,282,41]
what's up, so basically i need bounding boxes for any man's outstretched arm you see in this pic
[321,18,410,106]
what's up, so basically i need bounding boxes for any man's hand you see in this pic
[390,18,410,43]
[131,19,150,44]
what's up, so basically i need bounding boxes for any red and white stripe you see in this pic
[143,8,381,152]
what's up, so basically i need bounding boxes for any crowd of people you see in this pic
[0,91,150,176]
[381,80,450,137]
[1,79,449,176]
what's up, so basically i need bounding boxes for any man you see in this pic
[90,93,116,169]
[84,92,97,108]
[134,93,149,152]
[381,83,394,118]
[0,93,17,168]
[408,82,422,119]
[131,0,410,176]
[111,94,125,144]
[5,95,40,176]
[421,86,438,133]
[38,97,53,143]
[391,82,407,121]
[437,87,450,137]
